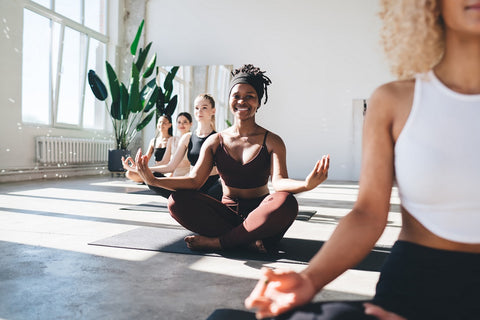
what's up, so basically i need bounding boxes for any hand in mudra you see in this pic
[305,154,330,190]
[122,155,137,172]
[134,148,156,185]
[245,267,317,319]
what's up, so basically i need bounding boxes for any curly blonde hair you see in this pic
[379,0,445,79]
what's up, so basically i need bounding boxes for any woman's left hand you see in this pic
[304,154,330,190]
[135,148,156,185]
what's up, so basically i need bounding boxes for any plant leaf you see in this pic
[163,67,176,92]
[87,70,108,101]
[110,100,121,120]
[119,83,130,119]
[135,42,151,72]
[105,61,120,103]
[128,64,141,113]
[156,101,165,116]
[140,78,156,97]
[163,66,179,102]
[130,19,144,56]
[142,52,156,78]
[140,78,157,105]
[156,86,165,116]
[136,111,155,131]
[143,86,160,113]
[164,95,178,117]
[170,66,179,78]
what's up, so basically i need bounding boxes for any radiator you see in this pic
[36,136,114,165]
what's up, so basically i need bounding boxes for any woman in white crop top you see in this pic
[245,1,480,319]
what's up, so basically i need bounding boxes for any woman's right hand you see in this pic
[245,267,317,319]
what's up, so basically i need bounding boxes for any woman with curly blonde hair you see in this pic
[245,1,480,319]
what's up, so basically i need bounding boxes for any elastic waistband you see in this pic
[391,240,480,265]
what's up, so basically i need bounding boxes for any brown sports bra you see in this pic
[214,131,271,189]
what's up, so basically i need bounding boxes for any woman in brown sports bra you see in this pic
[134,64,330,252]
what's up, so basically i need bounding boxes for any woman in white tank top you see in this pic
[245,1,480,319]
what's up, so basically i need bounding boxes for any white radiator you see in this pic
[36,136,114,165]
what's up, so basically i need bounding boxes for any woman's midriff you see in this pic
[222,184,270,200]
[399,207,480,253]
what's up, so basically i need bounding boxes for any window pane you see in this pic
[54,0,81,23]
[56,27,84,125]
[83,38,106,129]
[31,0,51,9]
[84,0,107,34]
[22,9,51,124]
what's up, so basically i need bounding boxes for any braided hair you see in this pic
[230,64,272,105]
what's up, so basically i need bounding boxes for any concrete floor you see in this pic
[0,176,401,320]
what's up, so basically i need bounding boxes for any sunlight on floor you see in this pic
[188,256,379,297]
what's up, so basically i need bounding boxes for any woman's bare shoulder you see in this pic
[368,79,416,139]
[179,132,192,145]
[202,132,220,154]
[203,132,222,149]
[370,79,415,109]
[263,130,285,153]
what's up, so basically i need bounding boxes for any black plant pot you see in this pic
[108,149,130,172]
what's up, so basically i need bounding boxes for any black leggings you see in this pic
[148,174,223,200]
[275,241,480,320]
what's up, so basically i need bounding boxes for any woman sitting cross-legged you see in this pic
[133,64,329,252]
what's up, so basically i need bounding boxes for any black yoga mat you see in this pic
[88,226,389,270]
[206,309,256,320]
[120,202,317,221]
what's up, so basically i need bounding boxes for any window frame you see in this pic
[22,0,109,130]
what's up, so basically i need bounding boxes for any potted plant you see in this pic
[88,20,159,172]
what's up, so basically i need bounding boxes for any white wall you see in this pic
[0,0,394,181]
[145,0,393,180]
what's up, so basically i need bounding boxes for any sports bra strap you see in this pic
[262,131,269,147]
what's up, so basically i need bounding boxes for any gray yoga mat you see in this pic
[88,226,389,270]
[120,202,317,221]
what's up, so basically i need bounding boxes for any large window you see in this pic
[22,0,107,130]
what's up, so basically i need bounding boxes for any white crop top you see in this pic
[395,71,480,243]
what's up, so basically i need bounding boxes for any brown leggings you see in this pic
[167,190,298,249]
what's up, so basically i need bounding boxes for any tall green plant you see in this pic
[142,66,180,124]
[88,20,160,150]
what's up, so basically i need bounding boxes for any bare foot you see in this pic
[184,235,221,251]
